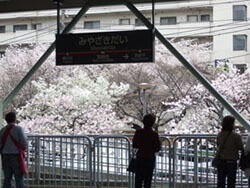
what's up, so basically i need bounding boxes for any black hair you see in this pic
[143,114,156,128]
[221,115,235,131]
[5,112,16,124]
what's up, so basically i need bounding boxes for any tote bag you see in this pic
[212,153,220,168]
[244,168,250,179]
[10,134,28,174]
[127,157,136,173]
[19,148,28,174]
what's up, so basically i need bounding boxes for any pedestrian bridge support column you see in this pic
[124,0,250,131]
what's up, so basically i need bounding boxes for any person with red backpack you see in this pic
[0,112,28,188]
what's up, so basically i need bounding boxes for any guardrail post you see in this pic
[194,139,198,188]
[0,99,3,187]
[0,99,3,127]
[35,136,41,181]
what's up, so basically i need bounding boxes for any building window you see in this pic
[84,21,100,29]
[160,17,177,25]
[233,5,247,21]
[13,24,27,32]
[234,64,247,74]
[233,35,247,51]
[31,23,42,30]
[135,18,151,26]
[119,18,130,25]
[201,15,210,22]
[187,15,198,22]
[0,25,6,33]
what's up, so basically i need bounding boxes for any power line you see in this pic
[9,29,57,44]
[156,0,250,9]
[163,21,250,37]
[1,0,250,44]
[0,11,57,28]
[2,20,250,44]
[3,19,250,44]
[0,24,56,44]
[176,22,250,37]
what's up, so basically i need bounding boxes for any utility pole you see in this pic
[53,0,64,34]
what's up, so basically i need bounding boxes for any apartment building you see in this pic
[0,0,249,72]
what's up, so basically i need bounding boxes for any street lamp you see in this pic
[139,83,151,117]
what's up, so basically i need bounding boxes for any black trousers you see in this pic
[217,160,237,188]
[135,157,155,188]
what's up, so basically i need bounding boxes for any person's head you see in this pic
[221,115,235,131]
[5,112,17,124]
[143,114,156,128]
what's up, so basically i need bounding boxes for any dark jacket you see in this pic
[217,131,243,161]
[132,127,161,159]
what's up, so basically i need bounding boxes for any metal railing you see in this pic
[22,134,248,188]
[27,135,92,187]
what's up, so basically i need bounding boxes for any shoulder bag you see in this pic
[10,134,28,174]
[127,149,137,173]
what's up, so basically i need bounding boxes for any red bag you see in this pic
[19,148,28,174]
[10,135,28,174]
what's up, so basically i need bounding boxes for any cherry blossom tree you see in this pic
[165,65,250,134]
[0,44,70,111]
[106,39,214,130]
[17,69,129,134]
[1,40,249,135]
[103,39,249,134]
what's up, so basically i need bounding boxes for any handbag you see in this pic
[240,151,250,170]
[127,157,136,173]
[212,132,230,168]
[244,168,250,179]
[10,134,28,174]
[212,154,220,168]
[127,150,137,173]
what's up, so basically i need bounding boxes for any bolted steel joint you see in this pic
[53,0,64,5]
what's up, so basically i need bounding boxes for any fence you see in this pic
[22,134,248,188]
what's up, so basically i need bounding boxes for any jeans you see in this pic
[135,157,155,188]
[217,160,237,188]
[2,154,25,188]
